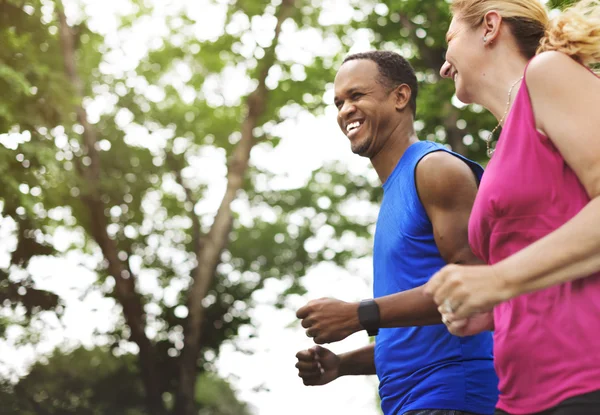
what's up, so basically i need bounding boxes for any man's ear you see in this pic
[394,84,412,112]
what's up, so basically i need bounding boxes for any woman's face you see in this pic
[440,15,486,104]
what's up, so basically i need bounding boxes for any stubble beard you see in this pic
[351,135,372,157]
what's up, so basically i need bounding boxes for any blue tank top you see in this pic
[373,141,498,415]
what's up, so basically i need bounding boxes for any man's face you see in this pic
[333,59,398,158]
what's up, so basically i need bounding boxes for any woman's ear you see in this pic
[482,10,503,44]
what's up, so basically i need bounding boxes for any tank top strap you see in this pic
[383,140,483,196]
[512,63,538,133]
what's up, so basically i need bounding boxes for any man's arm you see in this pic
[416,151,481,265]
[375,151,485,328]
[296,344,375,386]
[297,151,489,344]
[338,343,376,376]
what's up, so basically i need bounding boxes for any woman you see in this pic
[423,0,600,414]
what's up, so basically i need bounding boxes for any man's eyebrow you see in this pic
[346,86,365,94]
[334,86,365,102]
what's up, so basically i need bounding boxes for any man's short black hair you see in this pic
[343,50,418,116]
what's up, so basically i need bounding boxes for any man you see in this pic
[294,51,498,415]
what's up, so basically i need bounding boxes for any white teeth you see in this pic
[346,121,361,132]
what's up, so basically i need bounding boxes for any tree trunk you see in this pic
[441,101,467,155]
[55,3,165,413]
[173,1,296,413]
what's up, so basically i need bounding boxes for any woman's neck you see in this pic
[475,51,529,123]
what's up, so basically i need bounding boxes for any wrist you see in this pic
[346,301,363,334]
[337,351,352,377]
[337,344,376,377]
[492,263,521,301]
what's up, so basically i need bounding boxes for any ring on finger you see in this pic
[442,299,455,314]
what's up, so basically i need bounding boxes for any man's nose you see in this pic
[339,101,356,119]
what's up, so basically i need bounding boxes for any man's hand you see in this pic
[295,346,340,386]
[296,298,362,344]
[443,311,494,337]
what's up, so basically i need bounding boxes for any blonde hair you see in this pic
[539,0,600,66]
[451,0,600,67]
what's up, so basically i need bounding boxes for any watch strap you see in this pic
[358,299,380,337]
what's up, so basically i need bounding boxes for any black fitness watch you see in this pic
[358,299,380,337]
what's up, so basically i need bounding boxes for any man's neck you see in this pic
[371,124,419,184]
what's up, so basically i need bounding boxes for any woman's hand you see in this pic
[424,264,515,320]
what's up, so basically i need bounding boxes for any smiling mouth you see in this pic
[346,120,363,138]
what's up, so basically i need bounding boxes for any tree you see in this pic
[0,0,69,340]
[0,346,251,415]
[0,0,378,413]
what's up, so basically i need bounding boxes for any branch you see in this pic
[169,153,203,254]
[174,1,296,414]
[55,2,165,413]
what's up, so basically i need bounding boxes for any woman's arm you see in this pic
[425,52,600,319]
[497,51,600,296]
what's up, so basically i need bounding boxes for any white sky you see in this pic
[0,0,384,414]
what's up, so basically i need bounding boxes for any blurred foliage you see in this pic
[0,346,250,415]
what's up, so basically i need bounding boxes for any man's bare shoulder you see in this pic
[415,150,478,207]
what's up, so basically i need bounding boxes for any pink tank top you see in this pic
[468,68,600,413]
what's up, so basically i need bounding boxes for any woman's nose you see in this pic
[440,60,452,79]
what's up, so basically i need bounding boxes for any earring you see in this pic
[483,36,488,43]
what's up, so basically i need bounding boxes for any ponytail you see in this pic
[538,0,600,67]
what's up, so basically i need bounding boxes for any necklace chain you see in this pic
[485,76,523,157]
